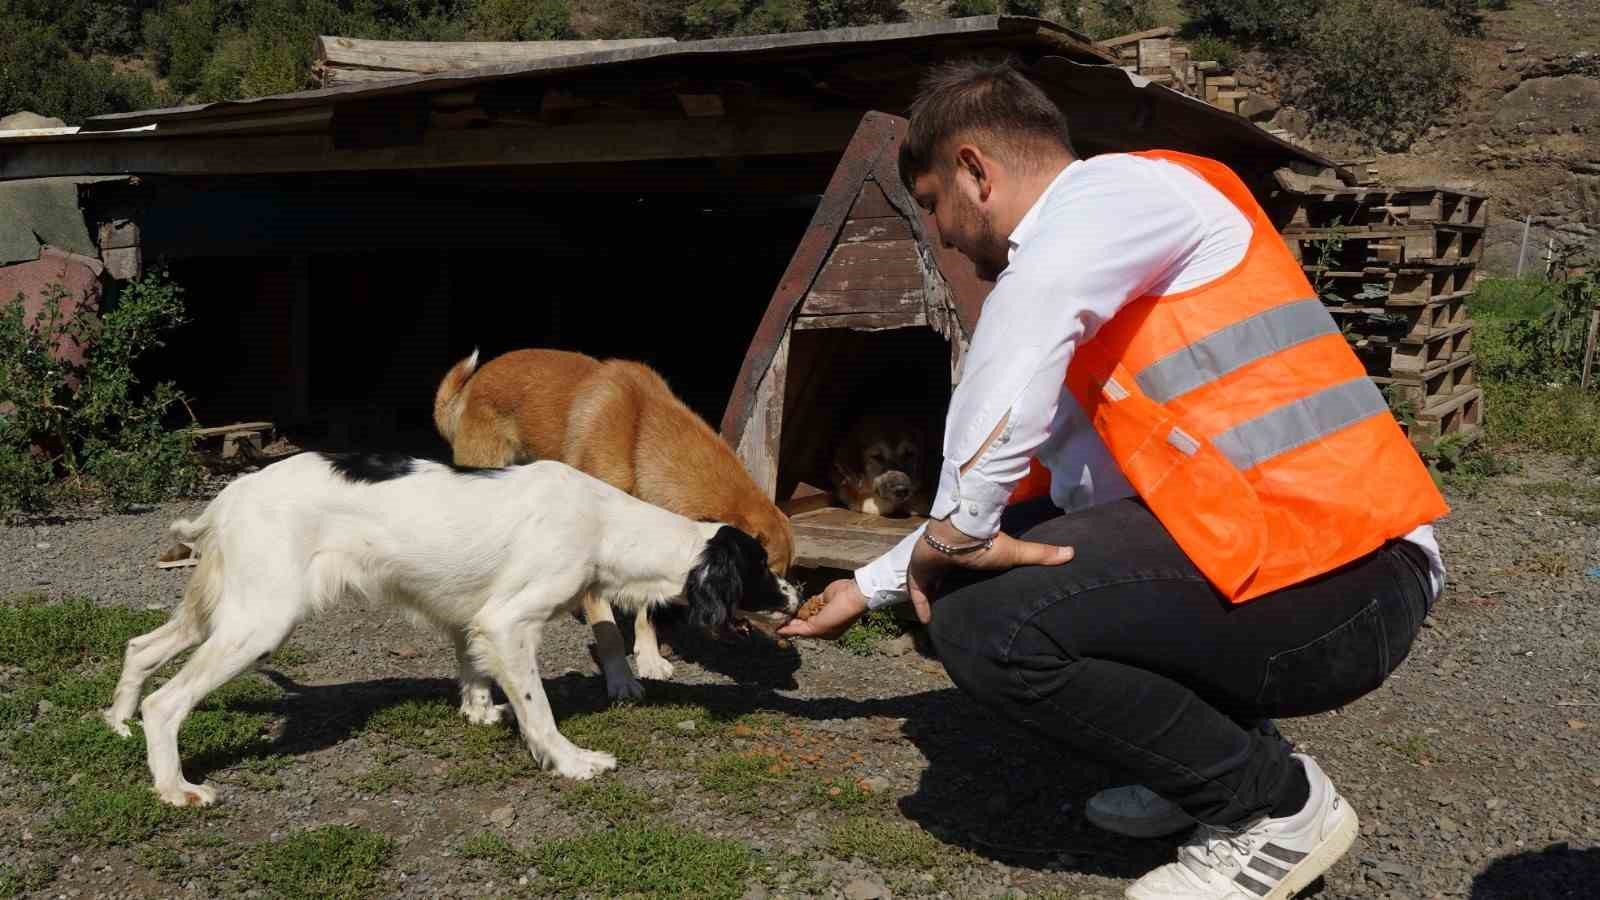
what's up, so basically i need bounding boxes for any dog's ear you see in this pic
[683,526,766,633]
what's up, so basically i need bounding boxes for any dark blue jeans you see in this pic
[927,497,1434,829]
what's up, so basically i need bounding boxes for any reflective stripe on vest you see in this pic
[1007,149,1449,603]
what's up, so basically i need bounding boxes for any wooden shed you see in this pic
[0,17,1352,568]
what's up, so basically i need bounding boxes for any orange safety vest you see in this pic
[1007,149,1448,604]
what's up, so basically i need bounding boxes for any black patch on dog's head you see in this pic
[682,526,795,636]
[322,451,416,484]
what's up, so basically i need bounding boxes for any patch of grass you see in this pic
[561,702,721,764]
[247,825,394,900]
[1482,380,1600,461]
[0,862,54,898]
[459,830,522,871]
[1525,480,1600,525]
[0,597,166,673]
[815,776,881,811]
[363,695,515,759]
[187,834,232,848]
[1381,733,1436,766]
[828,816,952,871]
[838,609,905,656]
[137,845,185,877]
[441,761,527,788]
[50,783,180,847]
[266,644,314,667]
[350,765,416,796]
[532,825,752,900]
[699,750,788,800]
[559,779,657,824]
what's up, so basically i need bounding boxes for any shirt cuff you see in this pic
[927,458,1014,539]
[853,524,925,608]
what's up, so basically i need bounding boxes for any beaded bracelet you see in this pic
[922,530,994,556]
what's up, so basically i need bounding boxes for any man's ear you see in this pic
[956,145,991,202]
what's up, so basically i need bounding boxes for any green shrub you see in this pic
[0,268,200,518]
[947,0,998,15]
[1186,32,1238,69]
[0,13,162,123]
[1179,0,1319,45]
[1094,0,1156,37]
[1412,0,1484,33]
[470,0,576,39]
[1295,0,1463,149]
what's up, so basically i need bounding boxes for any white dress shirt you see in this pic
[853,153,1446,608]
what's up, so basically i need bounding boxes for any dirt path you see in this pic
[2,452,1597,899]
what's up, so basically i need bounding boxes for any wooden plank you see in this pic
[849,180,898,219]
[735,329,788,499]
[809,240,923,294]
[790,506,926,570]
[719,111,898,454]
[0,111,867,179]
[1372,354,1475,407]
[314,34,676,77]
[193,421,273,438]
[1098,25,1176,49]
[101,245,139,280]
[839,217,914,243]
[791,506,926,537]
[1137,38,1173,71]
[800,289,923,316]
[793,310,925,330]
[97,217,138,250]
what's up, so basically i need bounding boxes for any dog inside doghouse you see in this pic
[777,327,949,521]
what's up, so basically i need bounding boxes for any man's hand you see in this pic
[776,578,867,640]
[906,518,1074,625]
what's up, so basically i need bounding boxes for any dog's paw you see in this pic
[554,748,617,781]
[102,710,133,738]
[459,701,506,726]
[155,781,217,808]
[634,654,674,682]
[606,674,646,703]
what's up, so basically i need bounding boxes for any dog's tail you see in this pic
[168,506,225,630]
[432,348,480,444]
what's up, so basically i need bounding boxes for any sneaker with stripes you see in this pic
[1125,754,1358,900]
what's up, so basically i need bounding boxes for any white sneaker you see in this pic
[1125,754,1358,900]
[1087,785,1197,838]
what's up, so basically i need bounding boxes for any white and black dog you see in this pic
[103,450,801,807]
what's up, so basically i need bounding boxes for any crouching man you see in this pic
[780,58,1447,899]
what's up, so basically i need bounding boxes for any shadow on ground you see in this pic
[1470,843,1600,899]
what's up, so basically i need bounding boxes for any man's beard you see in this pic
[955,192,1005,282]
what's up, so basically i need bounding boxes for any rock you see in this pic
[880,634,916,657]
[740,886,770,900]
[34,542,50,550]
[843,878,889,900]
[390,644,421,659]
[34,699,53,716]
[860,775,891,793]
[0,110,66,130]
[1239,95,1280,122]
[488,804,515,826]
[1494,76,1600,137]
[1508,42,1527,54]
[675,719,697,733]
[1439,816,1459,834]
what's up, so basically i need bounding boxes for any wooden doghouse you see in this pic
[719,112,995,571]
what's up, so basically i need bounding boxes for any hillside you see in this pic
[1,0,1595,274]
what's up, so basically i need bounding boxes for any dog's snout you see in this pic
[888,481,912,501]
[875,471,914,503]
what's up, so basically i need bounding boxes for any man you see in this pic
[779,58,1447,900]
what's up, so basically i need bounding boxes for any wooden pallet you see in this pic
[1372,354,1476,408]
[1400,387,1484,445]
[788,506,924,571]
[1280,186,1489,230]
[1351,320,1473,376]
[1327,294,1469,341]
[1309,262,1476,306]
[1289,224,1485,268]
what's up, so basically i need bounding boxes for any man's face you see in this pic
[912,162,1009,282]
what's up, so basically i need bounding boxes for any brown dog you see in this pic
[831,411,934,518]
[432,348,795,701]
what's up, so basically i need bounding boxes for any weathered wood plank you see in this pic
[849,180,898,219]
[793,310,925,330]
[810,241,923,294]
[314,35,676,80]
[736,330,788,499]
[839,217,914,244]
[790,506,926,570]
[801,289,923,316]
[0,111,866,178]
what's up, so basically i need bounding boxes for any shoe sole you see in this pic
[1262,804,1359,900]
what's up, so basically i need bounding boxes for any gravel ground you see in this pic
[1,451,1597,899]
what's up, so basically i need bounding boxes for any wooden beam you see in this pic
[314,35,677,84]
[0,111,866,179]
[736,330,789,499]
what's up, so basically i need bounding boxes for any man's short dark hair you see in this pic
[899,57,1075,191]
